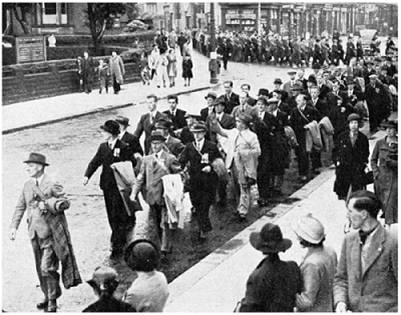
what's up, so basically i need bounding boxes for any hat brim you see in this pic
[190,128,207,133]
[249,232,292,253]
[149,135,166,142]
[116,120,130,126]
[100,125,119,135]
[381,122,398,130]
[23,160,49,166]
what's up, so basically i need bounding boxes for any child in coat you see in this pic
[182,54,193,87]
[97,59,109,94]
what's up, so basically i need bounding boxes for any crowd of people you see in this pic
[193,28,397,69]
[9,27,398,312]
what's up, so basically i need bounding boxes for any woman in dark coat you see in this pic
[238,223,302,312]
[333,114,369,200]
[370,120,398,224]
[182,54,193,86]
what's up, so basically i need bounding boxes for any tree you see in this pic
[3,3,33,34]
[85,3,126,53]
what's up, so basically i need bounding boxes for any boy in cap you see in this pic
[154,119,185,157]
[130,130,181,260]
[84,120,136,260]
[10,153,81,312]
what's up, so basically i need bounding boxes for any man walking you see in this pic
[334,190,397,312]
[10,153,81,312]
[84,120,136,260]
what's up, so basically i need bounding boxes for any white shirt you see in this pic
[154,151,163,160]
[108,138,118,150]
[195,138,205,151]
[272,109,278,117]
[259,111,265,120]
[216,112,224,121]
[34,173,45,186]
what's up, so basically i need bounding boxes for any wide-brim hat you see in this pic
[190,122,207,133]
[213,98,226,107]
[100,120,120,136]
[205,92,217,100]
[250,223,292,253]
[287,70,297,75]
[292,213,325,244]
[347,113,361,122]
[267,97,279,104]
[124,239,160,271]
[23,152,49,166]
[115,115,130,126]
[380,119,398,130]
[154,118,172,130]
[149,130,166,142]
[273,78,283,85]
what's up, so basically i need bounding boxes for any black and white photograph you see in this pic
[2,1,398,312]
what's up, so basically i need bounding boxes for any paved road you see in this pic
[3,60,303,311]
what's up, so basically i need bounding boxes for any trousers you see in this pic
[31,235,61,301]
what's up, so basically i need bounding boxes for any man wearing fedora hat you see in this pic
[131,130,181,259]
[200,91,218,122]
[179,122,222,239]
[283,70,302,98]
[84,120,136,260]
[238,223,302,312]
[115,116,143,159]
[10,152,82,312]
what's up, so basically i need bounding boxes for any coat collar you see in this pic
[361,224,386,277]
[38,173,51,192]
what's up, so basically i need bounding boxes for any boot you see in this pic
[36,300,48,310]
[46,300,57,312]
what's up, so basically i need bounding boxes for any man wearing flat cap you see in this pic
[154,119,185,157]
[84,120,136,260]
[10,153,81,312]
[179,122,222,239]
[283,70,302,98]
[131,130,181,260]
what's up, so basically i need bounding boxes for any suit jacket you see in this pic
[334,224,398,312]
[84,140,134,191]
[200,107,214,122]
[163,108,187,130]
[134,111,165,153]
[289,105,321,147]
[11,174,82,289]
[120,131,143,156]
[309,98,329,118]
[179,140,221,193]
[283,80,302,97]
[132,150,181,206]
[221,92,240,114]
[207,113,235,142]
[239,257,303,312]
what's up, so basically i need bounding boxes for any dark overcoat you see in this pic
[332,130,369,199]
[239,256,302,312]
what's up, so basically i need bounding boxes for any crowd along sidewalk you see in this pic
[2,49,214,134]
[164,128,393,312]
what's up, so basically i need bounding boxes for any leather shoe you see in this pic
[46,300,57,312]
[36,300,48,310]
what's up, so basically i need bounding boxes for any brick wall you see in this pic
[2,61,142,105]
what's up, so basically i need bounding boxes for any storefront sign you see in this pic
[15,36,46,64]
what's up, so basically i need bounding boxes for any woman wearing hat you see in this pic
[83,266,135,312]
[238,223,302,312]
[370,120,398,224]
[84,120,136,260]
[333,113,369,200]
[123,239,169,312]
[293,214,337,312]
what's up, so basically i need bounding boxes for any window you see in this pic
[42,3,67,25]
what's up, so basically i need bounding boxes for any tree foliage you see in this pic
[85,3,126,51]
[3,3,33,34]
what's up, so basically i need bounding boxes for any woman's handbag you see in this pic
[363,170,374,185]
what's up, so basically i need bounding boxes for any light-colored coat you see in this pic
[334,224,398,312]
[296,246,338,312]
[132,151,181,206]
[109,55,125,84]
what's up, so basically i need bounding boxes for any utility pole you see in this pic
[210,2,216,52]
[257,2,262,36]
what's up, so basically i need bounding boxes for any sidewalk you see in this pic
[2,49,214,134]
[164,129,388,312]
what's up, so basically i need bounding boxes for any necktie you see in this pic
[197,142,201,151]
[36,179,39,187]
[150,115,154,124]
[359,227,375,245]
